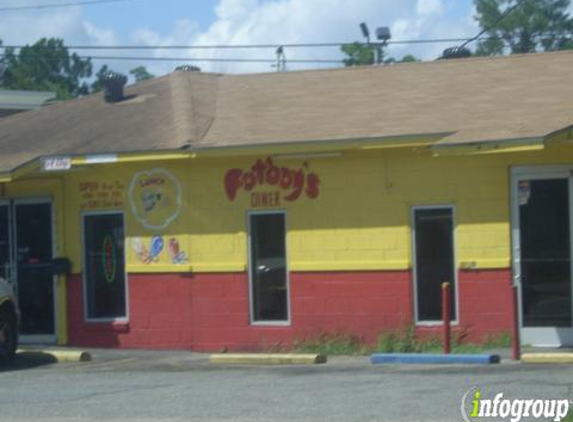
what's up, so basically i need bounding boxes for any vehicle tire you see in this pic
[0,306,17,360]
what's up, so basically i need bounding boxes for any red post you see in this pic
[511,284,521,361]
[442,281,451,354]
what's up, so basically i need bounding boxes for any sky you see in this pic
[0,0,486,78]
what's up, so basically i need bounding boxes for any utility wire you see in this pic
[0,53,343,64]
[1,32,570,51]
[0,0,141,12]
[0,38,473,50]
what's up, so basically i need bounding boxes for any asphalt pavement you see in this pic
[0,347,572,422]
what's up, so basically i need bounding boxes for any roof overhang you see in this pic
[0,132,453,182]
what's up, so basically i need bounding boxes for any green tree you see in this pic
[341,43,419,66]
[91,64,112,93]
[398,54,419,63]
[1,38,92,99]
[341,42,375,66]
[474,0,573,56]
[129,65,154,83]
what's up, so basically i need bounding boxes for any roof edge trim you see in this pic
[431,136,544,157]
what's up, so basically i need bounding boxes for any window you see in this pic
[413,207,456,322]
[248,212,289,323]
[83,213,126,320]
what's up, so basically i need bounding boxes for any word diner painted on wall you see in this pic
[224,157,320,207]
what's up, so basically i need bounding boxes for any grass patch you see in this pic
[376,325,440,353]
[291,332,371,356]
[375,327,512,354]
[268,328,513,356]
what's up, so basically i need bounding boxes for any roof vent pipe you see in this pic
[175,65,201,72]
[102,71,128,103]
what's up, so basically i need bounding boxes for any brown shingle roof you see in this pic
[0,50,572,173]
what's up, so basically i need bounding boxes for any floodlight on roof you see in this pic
[360,22,370,43]
[376,27,391,42]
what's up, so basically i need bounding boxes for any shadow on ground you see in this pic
[0,352,57,372]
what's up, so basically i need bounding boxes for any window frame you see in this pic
[81,210,129,323]
[411,205,459,326]
[247,210,291,326]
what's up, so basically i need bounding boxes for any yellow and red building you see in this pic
[1,51,573,350]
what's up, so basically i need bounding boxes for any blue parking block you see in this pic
[370,353,500,365]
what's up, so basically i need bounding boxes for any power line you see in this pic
[0,0,141,12]
[1,32,570,51]
[0,38,472,50]
[0,53,343,64]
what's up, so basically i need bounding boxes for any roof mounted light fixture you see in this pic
[376,27,391,44]
[360,22,370,44]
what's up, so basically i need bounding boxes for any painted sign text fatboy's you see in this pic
[224,157,320,206]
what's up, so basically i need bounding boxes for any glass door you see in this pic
[512,168,573,346]
[14,200,56,343]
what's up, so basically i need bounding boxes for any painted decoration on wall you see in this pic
[130,235,188,265]
[224,157,320,207]
[79,180,124,210]
[129,168,182,230]
[131,236,162,263]
[168,237,188,264]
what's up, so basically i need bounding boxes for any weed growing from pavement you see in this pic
[292,332,370,356]
[277,328,512,356]
[376,327,511,354]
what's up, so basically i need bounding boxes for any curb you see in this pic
[370,353,500,365]
[17,349,92,362]
[210,353,327,365]
[521,353,573,364]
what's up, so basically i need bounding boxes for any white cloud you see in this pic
[130,0,478,74]
[416,0,444,16]
[215,0,258,20]
[83,21,119,46]
[0,0,480,77]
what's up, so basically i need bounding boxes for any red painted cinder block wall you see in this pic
[416,269,513,343]
[67,268,513,351]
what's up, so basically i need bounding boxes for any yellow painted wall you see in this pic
[7,142,573,280]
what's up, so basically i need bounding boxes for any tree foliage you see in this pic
[474,0,573,55]
[91,64,113,93]
[129,66,154,83]
[1,38,92,99]
[341,42,376,66]
[341,43,419,66]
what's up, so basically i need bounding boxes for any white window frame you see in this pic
[81,210,129,323]
[411,204,459,326]
[247,210,291,326]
